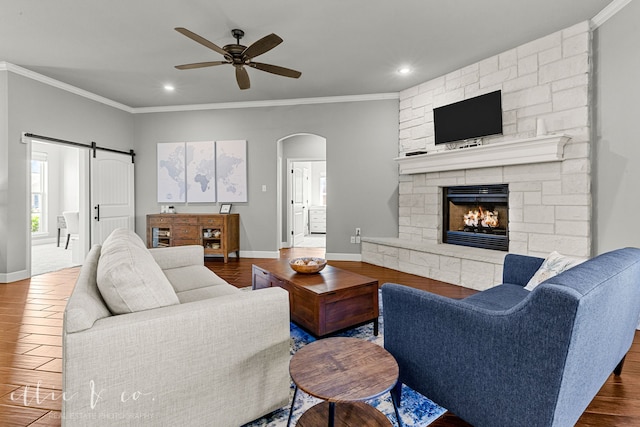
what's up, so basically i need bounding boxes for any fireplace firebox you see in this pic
[443,184,509,251]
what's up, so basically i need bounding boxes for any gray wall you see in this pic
[133,100,399,257]
[0,72,134,277]
[593,1,640,253]
[0,71,8,275]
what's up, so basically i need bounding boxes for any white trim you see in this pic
[238,250,279,259]
[132,93,400,114]
[395,134,570,175]
[326,252,362,262]
[0,62,134,113]
[1,61,398,113]
[0,270,30,284]
[591,0,632,28]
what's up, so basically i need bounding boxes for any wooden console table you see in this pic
[146,213,239,262]
[252,259,379,336]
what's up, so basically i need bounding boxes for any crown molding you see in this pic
[591,0,632,29]
[0,61,134,113]
[1,61,399,114]
[131,92,400,114]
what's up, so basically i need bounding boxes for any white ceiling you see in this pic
[0,1,613,109]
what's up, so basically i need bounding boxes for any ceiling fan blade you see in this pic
[175,27,228,57]
[249,62,302,79]
[236,66,250,90]
[242,33,283,59]
[175,61,229,70]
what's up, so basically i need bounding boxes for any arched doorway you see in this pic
[276,133,327,249]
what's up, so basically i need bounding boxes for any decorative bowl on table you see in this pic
[289,257,327,274]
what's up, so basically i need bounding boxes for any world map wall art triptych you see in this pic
[157,140,247,204]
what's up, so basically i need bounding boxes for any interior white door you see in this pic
[292,165,305,246]
[90,150,135,245]
[302,166,310,236]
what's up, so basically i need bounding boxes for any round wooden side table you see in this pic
[287,337,402,427]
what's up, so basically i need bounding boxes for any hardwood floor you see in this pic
[1,249,639,426]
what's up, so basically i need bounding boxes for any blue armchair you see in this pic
[382,247,640,427]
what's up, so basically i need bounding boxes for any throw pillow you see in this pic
[97,228,180,314]
[524,251,585,291]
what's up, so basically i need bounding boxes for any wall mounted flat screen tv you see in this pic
[434,90,503,145]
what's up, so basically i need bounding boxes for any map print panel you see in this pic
[216,140,247,203]
[157,142,186,203]
[186,141,216,203]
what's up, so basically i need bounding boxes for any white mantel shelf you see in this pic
[395,134,570,175]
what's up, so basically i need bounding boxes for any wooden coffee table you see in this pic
[287,337,402,426]
[252,259,379,337]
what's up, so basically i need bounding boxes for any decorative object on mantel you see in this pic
[444,138,484,151]
[395,134,570,175]
[536,118,548,136]
[405,150,428,156]
[289,257,327,274]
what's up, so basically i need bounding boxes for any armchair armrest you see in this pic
[63,287,290,426]
[148,245,204,269]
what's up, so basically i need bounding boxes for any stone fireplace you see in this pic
[361,21,592,291]
[443,184,509,251]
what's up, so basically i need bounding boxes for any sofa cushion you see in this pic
[176,284,241,303]
[97,228,180,314]
[524,251,585,291]
[462,284,531,310]
[163,265,230,293]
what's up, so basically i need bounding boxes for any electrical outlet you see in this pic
[350,236,356,244]
[355,236,361,244]
[355,227,361,236]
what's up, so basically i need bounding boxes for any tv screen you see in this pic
[434,90,503,145]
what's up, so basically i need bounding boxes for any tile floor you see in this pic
[0,268,78,425]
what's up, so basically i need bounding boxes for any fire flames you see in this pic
[463,207,499,228]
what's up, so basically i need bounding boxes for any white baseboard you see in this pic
[325,253,362,261]
[239,250,280,259]
[31,237,57,246]
[0,269,30,283]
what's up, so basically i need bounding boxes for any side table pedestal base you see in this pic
[297,401,392,427]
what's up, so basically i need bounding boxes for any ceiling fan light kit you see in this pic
[175,27,302,90]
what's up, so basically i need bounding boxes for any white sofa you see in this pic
[62,228,290,426]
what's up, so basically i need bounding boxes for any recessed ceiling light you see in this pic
[164,84,175,92]
[397,66,412,75]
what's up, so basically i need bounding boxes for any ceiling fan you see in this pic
[174,27,302,90]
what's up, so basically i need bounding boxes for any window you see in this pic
[31,152,48,234]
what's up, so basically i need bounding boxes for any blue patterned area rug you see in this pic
[243,291,446,426]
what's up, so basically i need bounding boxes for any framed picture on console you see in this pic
[219,203,232,214]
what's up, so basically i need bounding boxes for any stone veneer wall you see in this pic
[362,21,592,290]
